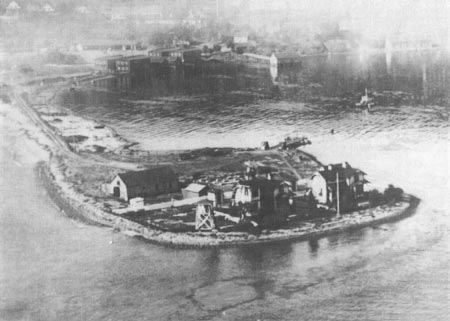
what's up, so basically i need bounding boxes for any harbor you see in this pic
[1,77,422,248]
[1,0,448,319]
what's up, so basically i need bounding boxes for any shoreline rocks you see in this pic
[36,160,420,248]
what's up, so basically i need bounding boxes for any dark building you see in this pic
[105,55,124,73]
[311,162,368,212]
[109,166,179,201]
[234,179,292,214]
[149,48,202,65]
[111,55,152,88]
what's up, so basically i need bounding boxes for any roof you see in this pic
[275,52,302,61]
[238,178,283,189]
[184,183,208,193]
[119,55,150,61]
[117,166,177,187]
[149,47,201,54]
[315,162,366,183]
[79,40,139,46]
[97,55,123,61]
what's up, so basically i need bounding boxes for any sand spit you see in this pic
[37,159,419,248]
[4,89,420,248]
[40,113,128,153]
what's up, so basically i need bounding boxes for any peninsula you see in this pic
[1,75,419,248]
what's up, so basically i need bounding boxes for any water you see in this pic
[2,56,450,320]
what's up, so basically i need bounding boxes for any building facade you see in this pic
[109,166,179,201]
[311,162,367,212]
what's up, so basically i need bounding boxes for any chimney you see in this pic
[327,165,332,170]
[342,162,347,168]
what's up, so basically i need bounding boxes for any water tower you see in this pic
[195,201,215,231]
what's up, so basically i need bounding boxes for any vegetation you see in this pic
[368,185,404,207]
[368,189,384,207]
[383,184,404,203]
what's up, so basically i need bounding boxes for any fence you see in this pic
[113,196,208,215]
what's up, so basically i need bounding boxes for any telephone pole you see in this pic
[336,171,340,216]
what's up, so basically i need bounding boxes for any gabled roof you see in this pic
[116,166,177,187]
[184,183,208,193]
[316,162,366,183]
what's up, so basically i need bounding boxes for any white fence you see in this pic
[113,196,208,215]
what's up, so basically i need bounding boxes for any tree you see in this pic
[383,185,404,203]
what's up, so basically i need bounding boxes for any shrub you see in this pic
[368,189,383,207]
[383,184,404,203]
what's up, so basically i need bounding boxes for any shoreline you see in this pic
[4,83,421,248]
[36,160,420,248]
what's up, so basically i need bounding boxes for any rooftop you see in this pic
[184,183,208,193]
[117,166,177,187]
[317,162,366,182]
[238,178,283,189]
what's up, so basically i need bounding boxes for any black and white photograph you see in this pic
[0,0,449,320]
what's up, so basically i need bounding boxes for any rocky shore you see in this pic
[3,80,421,248]
[37,158,420,248]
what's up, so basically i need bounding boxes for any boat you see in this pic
[278,135,311,150]
[355,88,375,110]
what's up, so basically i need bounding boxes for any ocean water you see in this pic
[1,49,450,320]
[1,93,449,320]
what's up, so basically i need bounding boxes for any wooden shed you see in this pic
[109,166,179,201]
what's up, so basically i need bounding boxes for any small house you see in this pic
[233,179,292,213]
[182,183,208,199]
[311,162,367,212]
[109,166,179,201]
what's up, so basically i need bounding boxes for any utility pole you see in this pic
[336,171,340,216]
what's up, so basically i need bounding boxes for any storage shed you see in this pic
[182,183,208,199]
[109,166,179,201]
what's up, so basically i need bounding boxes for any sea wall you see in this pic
[36,159,420,249]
